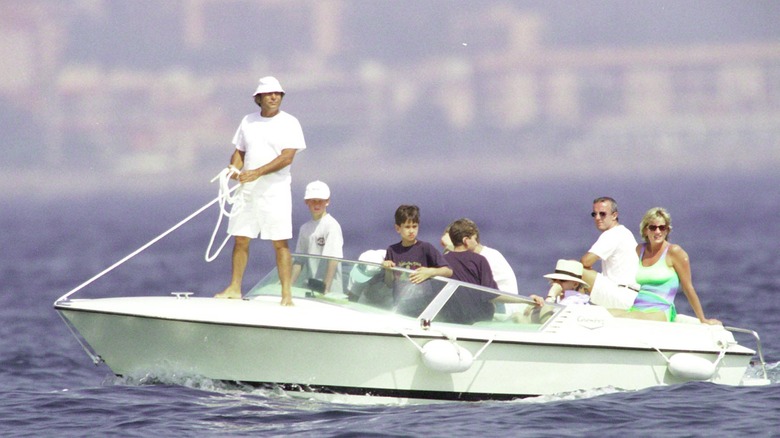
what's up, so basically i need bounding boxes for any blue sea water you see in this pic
[2,175,779,437]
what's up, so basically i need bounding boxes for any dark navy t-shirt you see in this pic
[445,250,497,288]
[384,240,448,316]
[385,240,448,271]
[440,250,497,324]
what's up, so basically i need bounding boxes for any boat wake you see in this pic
[107,372,264,395]
[512,386,626,404]
[746,360,780,384]
[102,360,778,409]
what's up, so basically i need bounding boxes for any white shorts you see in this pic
[227,187,292,241]
[589,273,638,310]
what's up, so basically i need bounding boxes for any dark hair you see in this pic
[394,205,420,226]
[448,218,479,248]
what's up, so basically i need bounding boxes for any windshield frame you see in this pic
[245,253,558,330]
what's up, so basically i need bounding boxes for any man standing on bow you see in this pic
[215,76,306,306]
[579,196,639,309]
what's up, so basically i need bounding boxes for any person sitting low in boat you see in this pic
[529,259,591,306]
[347,249,392,308]
[438,218,498,324]
[290,180,344,296]
[581,207,721,325]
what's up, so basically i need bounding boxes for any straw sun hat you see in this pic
[543,259,588,286]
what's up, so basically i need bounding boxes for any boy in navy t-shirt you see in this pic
[382,205,452,315]
[440,218,497,324]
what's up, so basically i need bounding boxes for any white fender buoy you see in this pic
[421,340,474,373]
[667,353,717,381]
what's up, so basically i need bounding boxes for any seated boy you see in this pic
[439,218,498,324]
[382,205,452,316]
[290,181,344,295]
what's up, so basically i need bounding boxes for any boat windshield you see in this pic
[244,254,557,331]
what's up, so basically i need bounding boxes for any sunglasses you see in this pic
[591,211,611,218]
[647,225,668,232]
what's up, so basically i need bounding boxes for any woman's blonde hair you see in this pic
[639,207,673,243]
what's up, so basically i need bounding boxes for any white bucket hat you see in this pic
[543,259,588,286]
[253,76,285,96]
[304,180,331,200]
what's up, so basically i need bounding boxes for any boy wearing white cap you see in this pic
[291,181,344,295]
[216,76,306,306]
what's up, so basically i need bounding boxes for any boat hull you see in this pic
[56,296,755,402]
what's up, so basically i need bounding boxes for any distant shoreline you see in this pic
[4,168,776,205]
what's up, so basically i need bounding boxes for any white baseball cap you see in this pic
[253,76,285,96]
[304,180,331,200]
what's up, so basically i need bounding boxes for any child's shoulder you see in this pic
[386,241,407,253]
[414,240,438,250]
[323,213,341,225]
[446,249,483,260]
[386,240,434,253]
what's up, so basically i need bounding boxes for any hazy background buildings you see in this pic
[2,0,780,197]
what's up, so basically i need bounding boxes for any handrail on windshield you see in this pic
[289,254,541,326]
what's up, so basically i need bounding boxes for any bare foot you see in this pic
[280,293,294,306]
[215,286,242,299]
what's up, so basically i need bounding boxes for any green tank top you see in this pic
[632,244,679,321]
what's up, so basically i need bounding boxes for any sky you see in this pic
[1,0,779,200]
[2,0,779,308]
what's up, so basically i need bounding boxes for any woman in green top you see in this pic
[628,207,720,325]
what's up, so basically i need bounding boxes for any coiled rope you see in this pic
[204,165,244,262]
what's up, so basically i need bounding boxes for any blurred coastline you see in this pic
[2,1,780,198]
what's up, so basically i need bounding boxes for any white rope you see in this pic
[54,170,238,303]
[471,335,495,360]
[204,166,244,262]
[213,165,244,217]
[645,340,726,367]
[712,348,727,368]
[399,332,425,353]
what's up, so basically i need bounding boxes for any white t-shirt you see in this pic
[226,110,306,240]
[295,213,344,293]
[295,214,344,258]
[587,224,638,285]
[479,246,518,294]
[232,110,306,198]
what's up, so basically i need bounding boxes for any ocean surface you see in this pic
[2,175,779,437]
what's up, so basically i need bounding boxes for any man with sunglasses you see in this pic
[578,196,639,309]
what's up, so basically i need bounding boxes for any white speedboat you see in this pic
[55,253,768,403]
